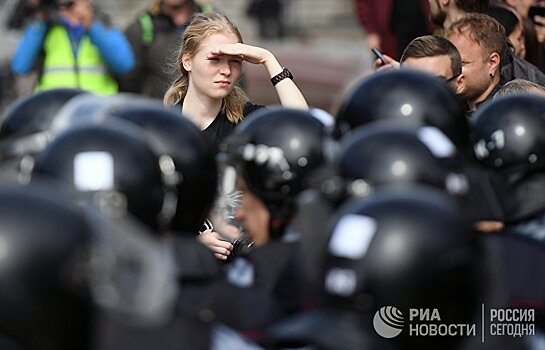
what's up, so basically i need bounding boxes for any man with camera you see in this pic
[10,0,134,95]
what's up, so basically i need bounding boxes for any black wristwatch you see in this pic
[271,67,294,86]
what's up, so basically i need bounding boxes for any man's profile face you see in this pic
[402,55,464,95]
[234,177,271,247]
[446,31,494,103]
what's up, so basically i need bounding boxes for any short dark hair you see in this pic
[455,0,489,13]
[444,13,507,59]
[400,35,462,76]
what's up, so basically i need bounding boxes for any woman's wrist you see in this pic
[264,60,283,78]
[257,50,280,76]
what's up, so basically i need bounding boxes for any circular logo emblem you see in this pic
[373,306,404,338]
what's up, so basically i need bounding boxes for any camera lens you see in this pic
[225,236,254,263]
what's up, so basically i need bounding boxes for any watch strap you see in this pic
[271,67,294,86]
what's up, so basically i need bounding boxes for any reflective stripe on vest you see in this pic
[35,25,118,95]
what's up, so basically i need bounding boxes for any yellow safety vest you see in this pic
[35,25,118,95]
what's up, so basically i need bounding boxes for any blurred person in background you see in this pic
[428,0,490,30]
[529,1,545,60]
[10,0,134,95]
[489,4,527,58]
[246,0,286,40]
[491,0,545,70]
[119,0,213,99]
[354,0,434,59]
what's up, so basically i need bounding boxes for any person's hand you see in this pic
[374,53,399,71]
[366,33,381,52]
[207,43,274,65]
[534,15,545,43]
[213,222,242,242]
[208,42,308,108]
[197,229,234,260]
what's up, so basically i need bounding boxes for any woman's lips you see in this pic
[215,81,231,87]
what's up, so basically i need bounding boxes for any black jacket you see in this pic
[120,12,190,99]
[501,48,545,86]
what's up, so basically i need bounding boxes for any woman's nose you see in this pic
[219,61,231,76]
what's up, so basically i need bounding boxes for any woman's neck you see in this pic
[181,89,223,131]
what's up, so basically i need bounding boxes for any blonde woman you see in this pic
[164,12,307,151]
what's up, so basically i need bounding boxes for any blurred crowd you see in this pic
[2,0,545,349]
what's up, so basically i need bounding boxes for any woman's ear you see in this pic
[182,54,192,72]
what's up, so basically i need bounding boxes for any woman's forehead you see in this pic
[197,32,239,50]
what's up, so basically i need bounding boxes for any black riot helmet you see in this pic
[49,94,217,234]
[0,88,85,159]
[472,94,545,177]
[0,183,181,350]
[472,95,545,222]
[219,107,330,238]
[30,122,169,232]
[334,122,467,199]
[0,183,94,350]
[334,70,468,150]
[104,102,217,234]
[49,93,164,135]
[321,187,482,348]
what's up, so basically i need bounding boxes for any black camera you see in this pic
[226,235,254,262]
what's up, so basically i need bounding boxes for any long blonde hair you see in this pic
[163,12,249,124]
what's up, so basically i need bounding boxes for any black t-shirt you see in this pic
[200,102,264,151]
[177,101,264,152]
